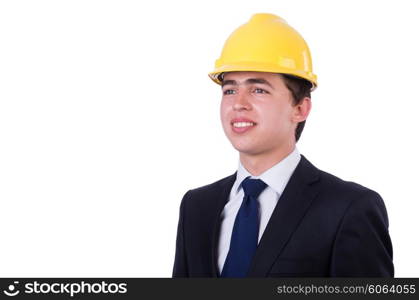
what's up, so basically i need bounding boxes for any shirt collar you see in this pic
[232,147,301,196]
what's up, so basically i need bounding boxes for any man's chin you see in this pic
[231,144,262,156]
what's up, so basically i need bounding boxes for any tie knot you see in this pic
[241,177,267,198]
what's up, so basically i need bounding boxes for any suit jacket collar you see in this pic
[210,155,321,277]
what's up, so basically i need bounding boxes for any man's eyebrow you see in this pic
[221,80,237,87]
[245,78,274,89]
[221,78,274,89]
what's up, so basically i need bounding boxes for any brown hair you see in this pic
[280,74,312,142]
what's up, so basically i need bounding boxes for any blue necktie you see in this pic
[221,177,267,277]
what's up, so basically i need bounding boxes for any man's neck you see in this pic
[239,144,296,176]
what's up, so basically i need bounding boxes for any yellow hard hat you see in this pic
[209,13,317,90]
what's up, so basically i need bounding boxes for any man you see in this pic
[173,13,393,277]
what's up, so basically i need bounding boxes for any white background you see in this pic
[1,0,418,277]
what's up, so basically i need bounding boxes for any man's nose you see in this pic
[233,92,251,111]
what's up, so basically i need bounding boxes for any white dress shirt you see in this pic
[217,147,301,273]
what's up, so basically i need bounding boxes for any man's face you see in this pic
[220,71,307,157]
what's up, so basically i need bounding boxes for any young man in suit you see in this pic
[173,13,394,277]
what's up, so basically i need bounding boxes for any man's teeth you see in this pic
[233,122,255,128]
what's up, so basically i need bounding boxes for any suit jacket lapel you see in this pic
[247,155,321,277]
[210,173,237,277]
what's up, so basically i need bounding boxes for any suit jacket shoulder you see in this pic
[319,167,380,196]
[186,174,236,198]
[181,174,236,217]
[314,167,390,231]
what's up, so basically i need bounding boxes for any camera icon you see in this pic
[3,281,20,297]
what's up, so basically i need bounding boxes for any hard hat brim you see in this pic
[208,61,317,90]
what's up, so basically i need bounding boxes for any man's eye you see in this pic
[223,89,236,95]
[254,88,268,94]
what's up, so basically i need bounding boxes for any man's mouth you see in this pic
[230,118,257,133]
[232,121,256,128]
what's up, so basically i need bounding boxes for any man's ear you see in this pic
[292,97,312,123]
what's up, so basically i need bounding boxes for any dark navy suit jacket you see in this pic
[172,155,394,277]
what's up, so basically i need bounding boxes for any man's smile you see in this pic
[231,118,257,133]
